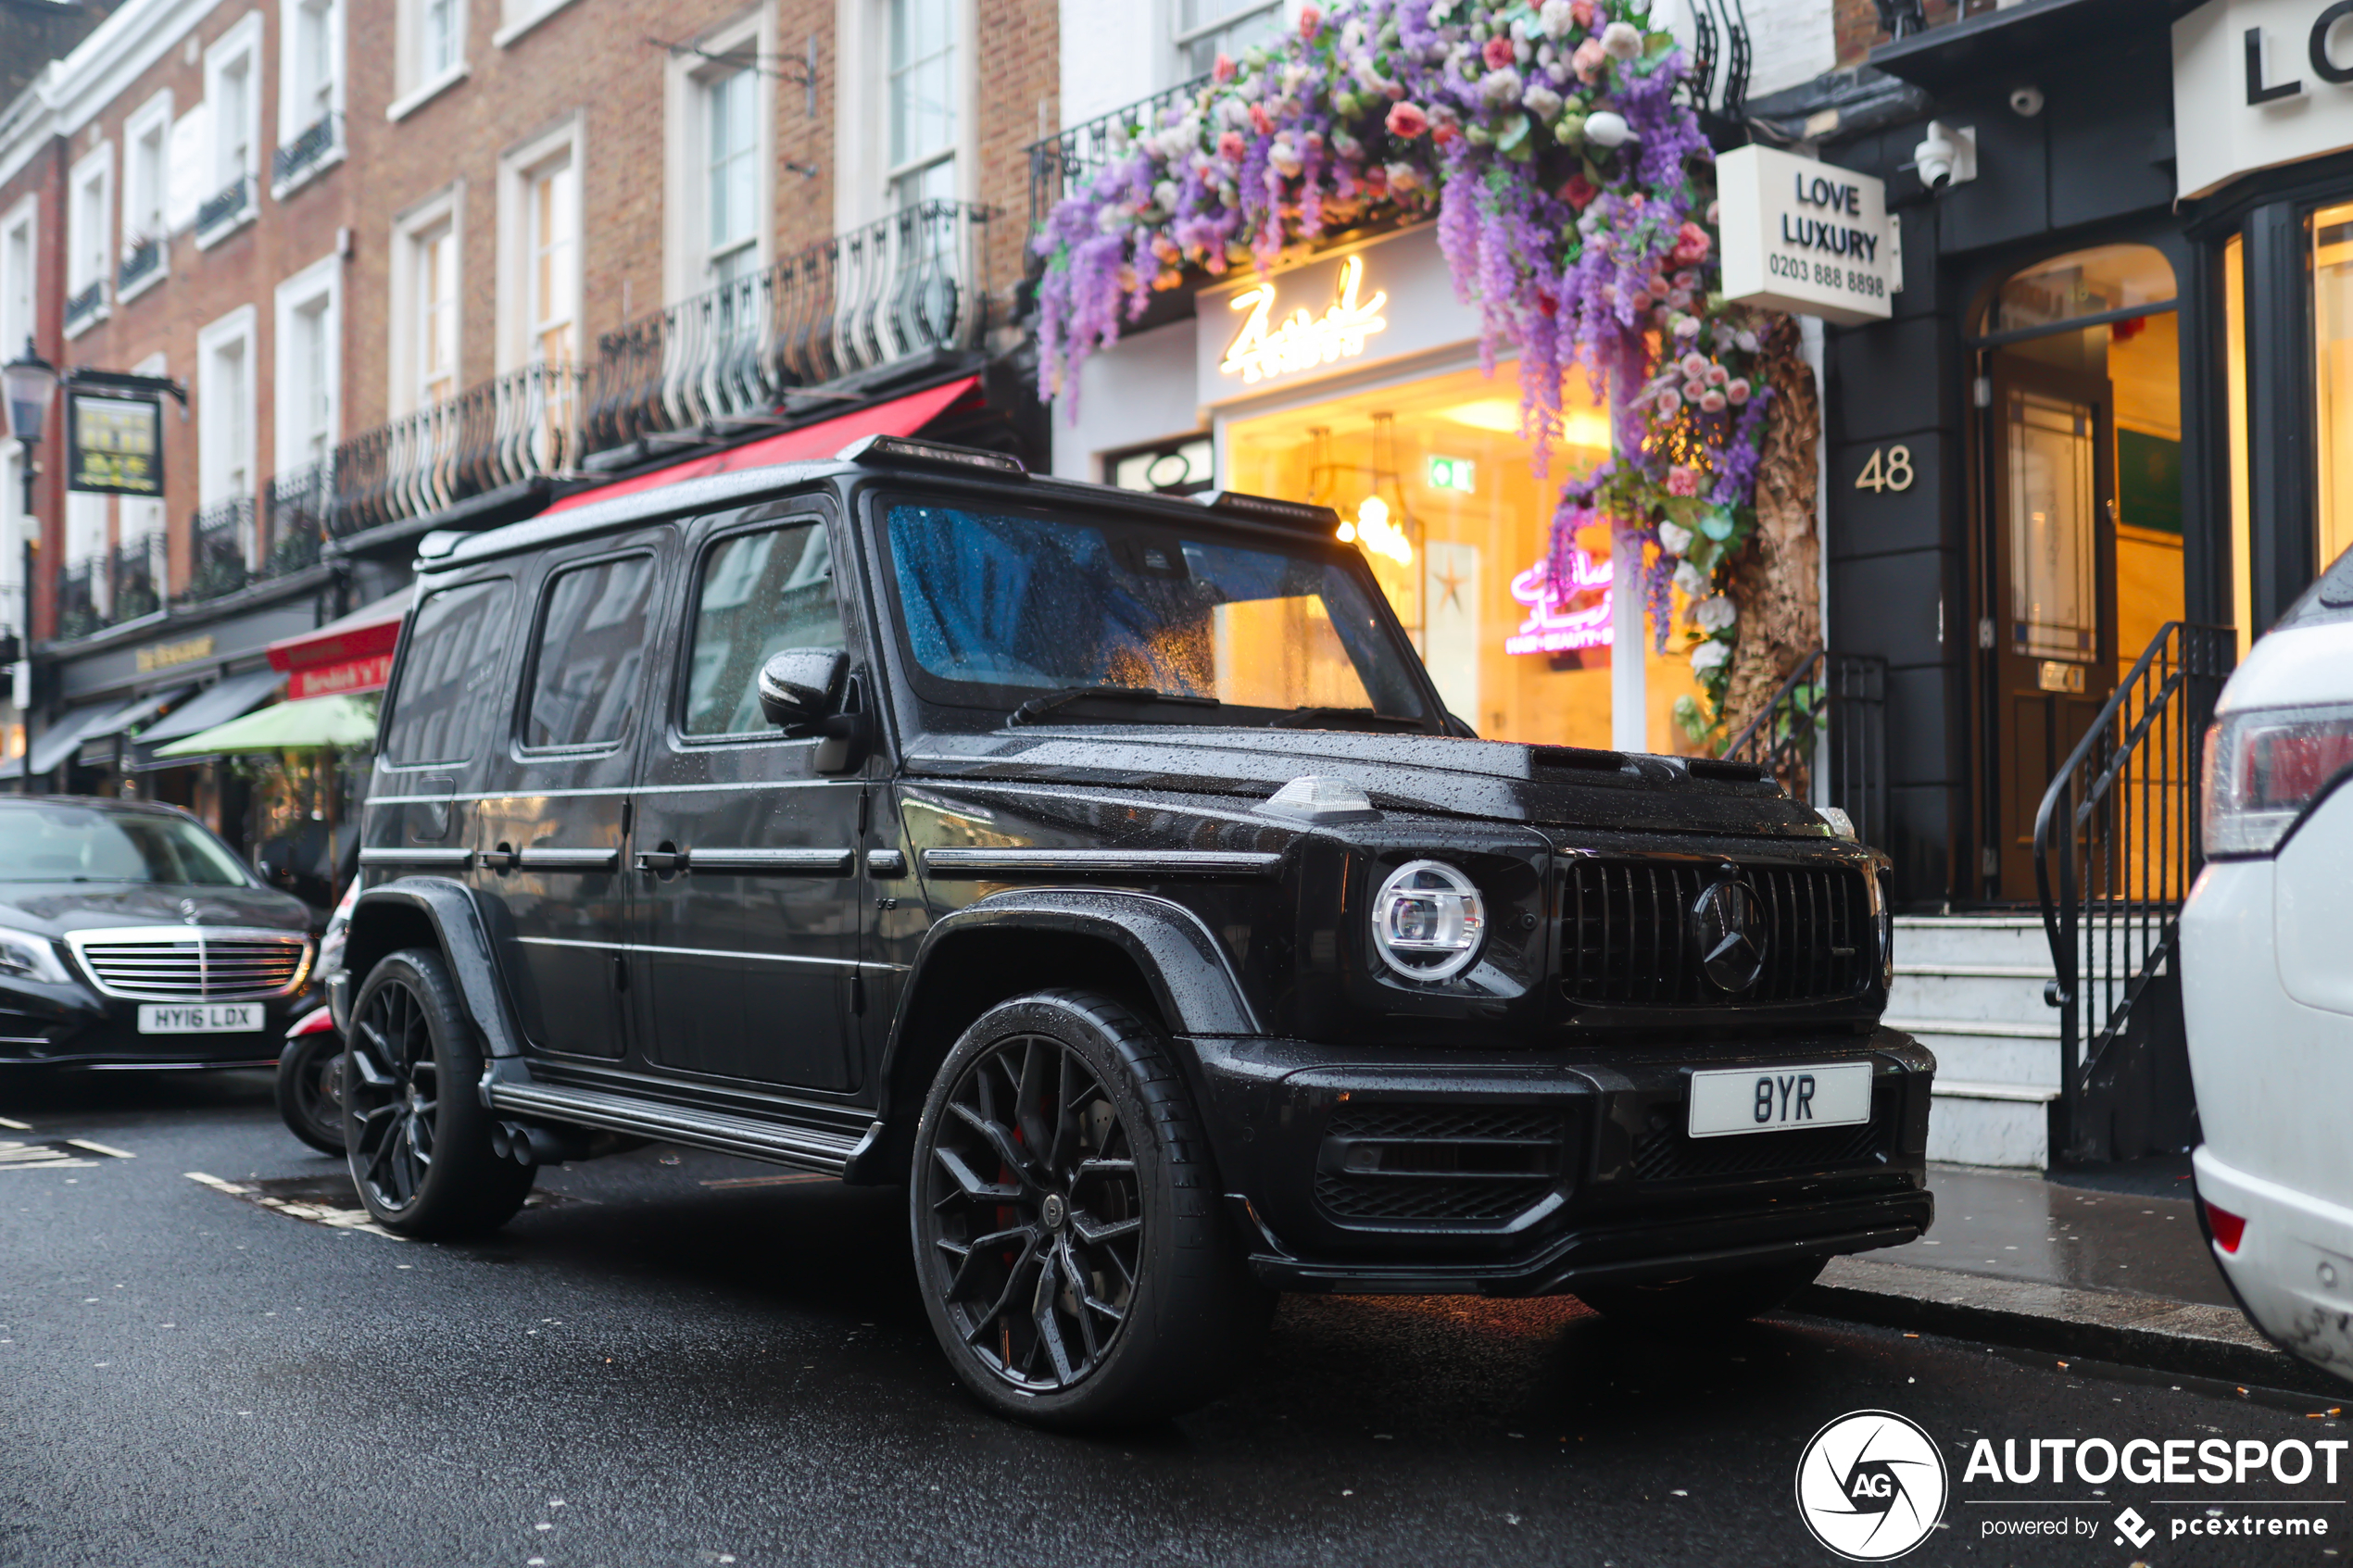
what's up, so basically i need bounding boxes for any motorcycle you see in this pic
[275,879,358,1154]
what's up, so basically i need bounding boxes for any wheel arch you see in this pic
[849,889,1263,1185]
[343,878,526,1060]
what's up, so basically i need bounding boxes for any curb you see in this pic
[1795,1255,2352,1397]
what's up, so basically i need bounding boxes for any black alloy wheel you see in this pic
[342,947,532,1237]
[274,1028,348,1154]
[912,990,1271,1429]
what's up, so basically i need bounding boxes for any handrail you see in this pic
[1724,648,1825,761]
[1026,77,1210,232]
[331,360,585,538]
[2030,621,2234,1161]
[1724,647,1889,849]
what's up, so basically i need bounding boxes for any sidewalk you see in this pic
[1794,1162,2350,1395]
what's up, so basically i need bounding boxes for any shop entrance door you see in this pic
[1986,354,2115,900]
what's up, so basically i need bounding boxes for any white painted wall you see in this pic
[1730,0,1841,103]
[1058,0,1163,128]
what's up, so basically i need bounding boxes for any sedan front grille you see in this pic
[1559,859,1872,1008]
[68,927,314,1000]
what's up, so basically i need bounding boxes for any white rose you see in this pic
[1690,640,1731,672]
[1693,595,1738,632]
[1602,20,1643,60]
[1672,559,1708,597]
[1480,67,1523,105]
[1539,0,1574,40]
[1657,521,1694,557]
[1521,83,1563,120]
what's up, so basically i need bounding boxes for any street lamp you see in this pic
[3,337,57,793]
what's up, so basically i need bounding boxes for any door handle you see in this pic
[634,847,686,872]
[480,843,520,872]
[516,847,622,872]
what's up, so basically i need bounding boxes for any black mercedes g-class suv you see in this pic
[336,433,1932,1428]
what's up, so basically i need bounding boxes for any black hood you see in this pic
[902,726,1830,839]
[0,882,316,938]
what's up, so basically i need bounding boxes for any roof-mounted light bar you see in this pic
[1195,490,1341,533]
[836,433,1027,477]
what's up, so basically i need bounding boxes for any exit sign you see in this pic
[1428,456,1476,495]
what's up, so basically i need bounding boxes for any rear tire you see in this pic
[1574,1257,1827,1328]
[275,1029,347,1154]
[343,947,533,1238]
[910,989,1272,1430]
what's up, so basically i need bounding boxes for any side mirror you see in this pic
[758,647,848,731]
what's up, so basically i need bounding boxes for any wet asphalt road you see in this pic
[4,1073,2347,1568]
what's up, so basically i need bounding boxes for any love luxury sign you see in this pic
[1220,254,1390,385]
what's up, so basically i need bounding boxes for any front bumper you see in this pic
[1188,1026,1935,1296]
[0,973,311,1069]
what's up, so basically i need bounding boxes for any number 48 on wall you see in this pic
[1855,445,1915,493]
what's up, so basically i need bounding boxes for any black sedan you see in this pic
[0,798,319,1070]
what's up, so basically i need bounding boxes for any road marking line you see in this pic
[0,1114,31,1130]
[183,1171,251,1194]
[183,1170,407,1239]
[65,1138,135,1159]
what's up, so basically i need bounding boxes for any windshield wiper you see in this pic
[1265,707,1432,734]
[1008,685,1222,726]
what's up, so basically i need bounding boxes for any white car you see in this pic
[2183,546,2353,1386]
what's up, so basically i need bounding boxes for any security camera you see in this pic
[1910,120,1978,193]
[2008,84,2045,118]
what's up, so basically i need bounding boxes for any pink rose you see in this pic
[1571,37,1606,82]
[1699,391,1728,413]
[1671,220,1712,264]
[1680,352,1709,379]
[1725,379,1752,405]
[1213,53,1238,83]
[1667,467,1702,497]
[1482,35,1516,70]
[1558,171,1598,208]
[1248,102,1274,135]
[1298,5,1321,38]
[1648,274,1673,299]
[1218,130,1245,161]
[1384,101,1429,139]
[1656,387,1682,416]
[1706,363,1730,386]
[1570,0,1595,24]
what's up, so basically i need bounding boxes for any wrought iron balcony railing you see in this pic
[195,174,253,241]
[272,113,340,188]
[585,200,993,455]
[117,238,162,295]
[64,278,107,332]
[108,532,164,623]
[1026,78,1208,231]
[331,360,585,539]
[178,497,256,606]
[265,461,331,573]
[56,558,102,642]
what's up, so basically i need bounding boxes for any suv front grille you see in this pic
[69,928,313,1000]
[1629,1116,1886,1182]
[1559,859,1871,1008]
[1315,1104,1561,1223]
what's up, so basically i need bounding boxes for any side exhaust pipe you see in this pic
[491,1121,595,1166]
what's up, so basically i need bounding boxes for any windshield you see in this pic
[0,806,254,886]
[882,500,1435,726]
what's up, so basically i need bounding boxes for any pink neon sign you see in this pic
[1504,546,1614,656]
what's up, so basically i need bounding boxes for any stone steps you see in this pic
[1887,916,2065,1170]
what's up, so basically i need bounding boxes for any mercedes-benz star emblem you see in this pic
[178,898,201,925]
[1691,876,1766,992]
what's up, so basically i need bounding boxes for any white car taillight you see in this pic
[2203,703,2353,858]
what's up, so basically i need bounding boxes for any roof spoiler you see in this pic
[1195,490,1341,533]
[836,433,1027,477]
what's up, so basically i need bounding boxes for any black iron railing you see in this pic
[272,113,339,187]
[108,532,163,622]
[179,497,255,604]
[195,174,252,239]
[265,462,331,573]
[585,201,993,455]
[1682,0,1752,121]
[64,279,107,332]
[1026,77,1208,230]
[331,360,585,538]
[117,238,162,294]
[1723,649,1890,849]
[55,559,101,641]
[2032,622,2235,1163]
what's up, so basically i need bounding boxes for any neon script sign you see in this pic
[1221,254,1389,384]
[1504,547,1614,656]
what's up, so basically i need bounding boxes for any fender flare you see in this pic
[342,878,526,1060]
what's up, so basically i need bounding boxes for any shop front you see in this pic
[1053,225,1708,756]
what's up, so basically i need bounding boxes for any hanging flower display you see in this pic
[1030,0,1792,745]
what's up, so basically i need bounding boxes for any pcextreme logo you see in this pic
[1795,1410,1951,1561]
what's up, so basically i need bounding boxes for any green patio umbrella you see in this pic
[152,693,379,757]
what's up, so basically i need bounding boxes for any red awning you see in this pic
[267,593,408,701]
[546,375,983,516]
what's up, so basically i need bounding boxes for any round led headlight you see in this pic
[1370,859,1487,983]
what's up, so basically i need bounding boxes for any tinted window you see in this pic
[684,522,843,736]
[0,805,251,885]
[526,555,657,750]
[382,578,514,765]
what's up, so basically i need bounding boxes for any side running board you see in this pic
[484,1079,878,1176]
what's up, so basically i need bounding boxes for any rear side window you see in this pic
[381,578,514,766]
[684,521,842,737]
[525,554,658,750]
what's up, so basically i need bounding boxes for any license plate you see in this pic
[136,1003,264,1035]
[1687,1061,1873,1138]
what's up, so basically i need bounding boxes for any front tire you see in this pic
[275,1029,347,1154]
[1574,1257,1827,1328]
[343,947,533,1238]
[910,990,1271,1429]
